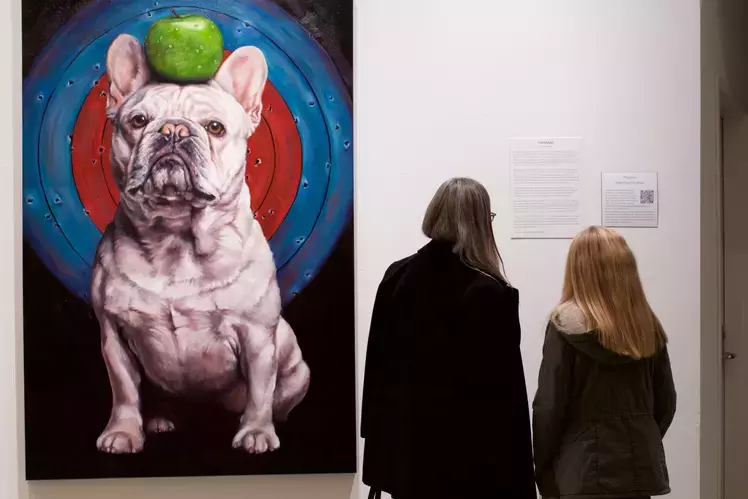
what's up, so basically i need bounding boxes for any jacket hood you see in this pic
[553,303,637,365]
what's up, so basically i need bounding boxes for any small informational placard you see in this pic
[511,137,582,239]
[602,172,658,228]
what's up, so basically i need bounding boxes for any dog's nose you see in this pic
[160,123,191,139]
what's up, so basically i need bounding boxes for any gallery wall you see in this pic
[0,1,702,498]
[357,2,700,498]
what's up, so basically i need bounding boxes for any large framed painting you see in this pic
[22,0,354,480]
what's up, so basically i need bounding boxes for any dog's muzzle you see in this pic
[127,121,218,203]
[145,154,192,196]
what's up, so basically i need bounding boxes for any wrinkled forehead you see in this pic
[120,82,246,123]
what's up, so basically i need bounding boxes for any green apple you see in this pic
[145,10,224,82]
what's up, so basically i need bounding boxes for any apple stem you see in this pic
[170,8,181,18]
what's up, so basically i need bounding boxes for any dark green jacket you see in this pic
[532,308,676,499]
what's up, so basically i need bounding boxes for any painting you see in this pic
[22,0,354,480]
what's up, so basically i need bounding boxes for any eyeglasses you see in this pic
[490,212,496,222]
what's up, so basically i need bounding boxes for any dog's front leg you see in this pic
[96,313,144,454]
[232,322,279,454]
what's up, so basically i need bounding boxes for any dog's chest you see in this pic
[108,283,245,394]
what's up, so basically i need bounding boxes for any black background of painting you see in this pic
[22,0,355,480]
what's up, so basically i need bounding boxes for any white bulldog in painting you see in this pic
[90,34,310,455]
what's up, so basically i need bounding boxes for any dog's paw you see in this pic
[232,424,280,454]
[97,421,145,454]
[146,417,176,434]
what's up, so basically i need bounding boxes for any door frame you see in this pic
[717,88,726,499]
[716,78,745,499]
[701,71,737,499]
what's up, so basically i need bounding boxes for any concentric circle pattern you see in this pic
[23,0,353,306]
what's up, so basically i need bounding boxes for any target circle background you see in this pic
[23,0,353,306]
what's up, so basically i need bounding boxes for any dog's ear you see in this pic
[106,34,150,116]
[214,47,268,125]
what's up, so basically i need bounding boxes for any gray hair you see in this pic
[422,178,508,284]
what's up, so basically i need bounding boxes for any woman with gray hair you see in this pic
[361,178,536,499]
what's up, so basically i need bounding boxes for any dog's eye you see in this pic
[130,114,148,129]
[205,121,226,137]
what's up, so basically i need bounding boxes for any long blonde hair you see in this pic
[422,178,508,284]
[552,226,666,358]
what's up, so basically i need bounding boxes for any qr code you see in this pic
[640,190,655,204]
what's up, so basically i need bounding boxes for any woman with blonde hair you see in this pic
[362,178,536,499]
[533,226,677,499]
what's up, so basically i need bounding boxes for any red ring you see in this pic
[72,50,302,239]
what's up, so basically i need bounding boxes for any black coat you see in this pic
[532,314,677,499]
[361,241,536,499]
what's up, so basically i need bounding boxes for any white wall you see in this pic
[358,1,700,498]
[0,1,703,499]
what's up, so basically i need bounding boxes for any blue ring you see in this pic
[23,0,353,306]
